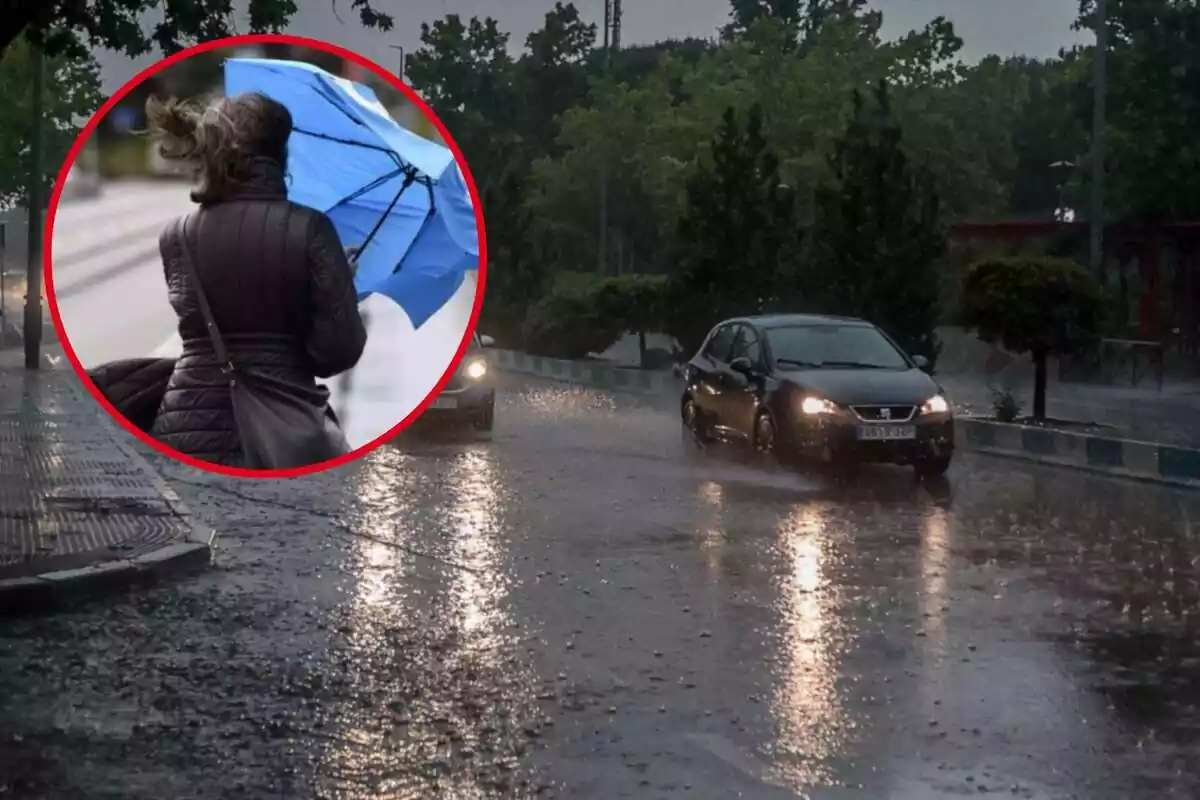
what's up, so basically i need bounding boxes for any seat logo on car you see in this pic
[880,407,892,419]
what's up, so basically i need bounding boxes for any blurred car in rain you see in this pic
[424,331,496,431]
[680,314,954,476]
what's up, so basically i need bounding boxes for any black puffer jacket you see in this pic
[151,158,367,467]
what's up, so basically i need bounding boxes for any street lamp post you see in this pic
[24,43,45,369]
[1089,0,1108,277]
[389,45,406,83]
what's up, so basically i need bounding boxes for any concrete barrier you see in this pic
[491,348,678,395]
[491,347,1200,489]
[956,417,1200,489]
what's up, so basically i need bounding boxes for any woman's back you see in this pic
[146,93,366,467]
[165,159,326,346]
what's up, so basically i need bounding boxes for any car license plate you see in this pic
[857,424,915,441]
[431,397,457,410]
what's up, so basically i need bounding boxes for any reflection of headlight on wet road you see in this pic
[464,359,487,380]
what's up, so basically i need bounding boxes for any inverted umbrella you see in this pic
[223,58,478,328]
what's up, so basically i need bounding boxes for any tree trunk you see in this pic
[1032,348,1048,420]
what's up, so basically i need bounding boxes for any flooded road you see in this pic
[2,374,1199,798]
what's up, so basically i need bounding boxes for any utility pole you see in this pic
[598,0,611,274]
[1089,0,1107,277]
[597,0,622,275]
[24,43,45,369]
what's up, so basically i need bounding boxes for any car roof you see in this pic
[723,313,871,329]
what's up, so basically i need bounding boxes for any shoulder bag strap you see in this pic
[174,214,233,375]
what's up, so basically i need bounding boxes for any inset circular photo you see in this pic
[46,34,487,477]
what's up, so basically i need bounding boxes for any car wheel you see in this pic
[753,411,778,463]
[681,396,707,445]
[914,454,952,478]
[473,399,495,432]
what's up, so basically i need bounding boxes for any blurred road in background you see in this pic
[49,180,194,368]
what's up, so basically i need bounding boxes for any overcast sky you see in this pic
[96,0,1088,93]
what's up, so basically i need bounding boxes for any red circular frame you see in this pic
[45,33,489,479]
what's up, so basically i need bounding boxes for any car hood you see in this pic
[779,367,939,405]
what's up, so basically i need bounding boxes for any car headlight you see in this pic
[464,358,487,380]
[800,396,838,415]
[920,394,950,415]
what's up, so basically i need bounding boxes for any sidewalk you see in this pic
[938,373,1200,448]
[0,342,213,613]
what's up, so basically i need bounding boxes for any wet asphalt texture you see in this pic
[2,374,1199,799]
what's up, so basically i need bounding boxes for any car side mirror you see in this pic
[912,354,929,370]
[479,334,495,347]
[729,356,754,374]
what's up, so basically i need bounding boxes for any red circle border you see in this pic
[44,33,489,479]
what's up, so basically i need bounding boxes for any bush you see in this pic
[521,273,673,361]
[592,274,671,336]
[521,280,624,359]
[960,255,1104,418]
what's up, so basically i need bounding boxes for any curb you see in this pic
[955,416,1200,490]
[0,382,216,616]
[492,347,1200,490]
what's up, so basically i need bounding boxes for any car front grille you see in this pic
[851,404,917,422]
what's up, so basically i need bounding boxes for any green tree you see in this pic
[724,0,869,39]
[1074,0,1200,221]
[406,15,518,194]
[0,35,102,208]
[478,169,544,347]
[959,255,1104,419]
[1001,56,1085,219]
[806,80,945,365]
[515,2,597,159]
[2,0,392,59]
[665,103,800,356]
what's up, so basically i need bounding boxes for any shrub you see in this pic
[593,274,670,333]
[521,280,624,360]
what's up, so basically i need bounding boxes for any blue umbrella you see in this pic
[223,57,478,328]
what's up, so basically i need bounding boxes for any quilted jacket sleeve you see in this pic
[304,212,367,378]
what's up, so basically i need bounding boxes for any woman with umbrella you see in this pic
[142,91,367,468]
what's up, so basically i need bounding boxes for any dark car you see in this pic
[680,314,953,476]
[424,332,496,431]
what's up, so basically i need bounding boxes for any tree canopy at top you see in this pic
[0,0,393,59]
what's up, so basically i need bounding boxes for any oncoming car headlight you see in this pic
[800,396,838,415]
[464,358,487,380]
[920,394,950,415]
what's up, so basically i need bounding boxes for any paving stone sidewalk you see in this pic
[0,346,214,612]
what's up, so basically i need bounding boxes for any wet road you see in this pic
[3,374,1200,798]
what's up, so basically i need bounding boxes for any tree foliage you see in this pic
[664,103,801,356]
[521,279,625,359]
[1074,0,1200,222]
[0,35,102,208]
[1,0,392,59]
[959,255,1104,417]
[805,80,945,365]
[960,256,1104,358]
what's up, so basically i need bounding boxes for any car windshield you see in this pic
[766,324,910,370]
